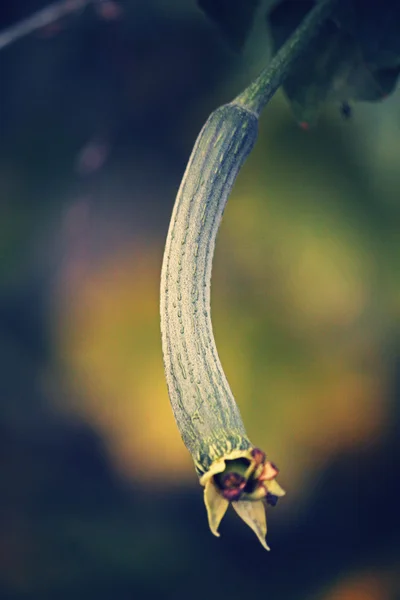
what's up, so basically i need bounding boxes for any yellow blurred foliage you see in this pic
[319,569,399,600]
[52,151,389,495]
[53,240,193,483]
[213,171,388,491]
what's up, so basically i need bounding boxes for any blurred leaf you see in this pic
[334,0,400,69]
[198,0,260,50]
[266,0,400,125]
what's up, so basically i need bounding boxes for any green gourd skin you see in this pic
[160,102,258,475]
[160,102,285,550]
[160,0,334,547]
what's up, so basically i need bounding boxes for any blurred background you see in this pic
[0,1,399,599]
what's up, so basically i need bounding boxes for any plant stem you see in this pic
[234,0,338,116]
[0,0,96,52]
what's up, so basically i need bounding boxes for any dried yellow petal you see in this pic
[204,480,229,537]
[232,500,270,550]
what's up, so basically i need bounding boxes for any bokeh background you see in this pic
[0,1,399,599]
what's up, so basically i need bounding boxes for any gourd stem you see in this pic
[234,0,338,116]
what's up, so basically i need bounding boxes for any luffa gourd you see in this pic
[160,0,336,549]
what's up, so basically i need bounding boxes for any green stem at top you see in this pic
[234,0,338,116]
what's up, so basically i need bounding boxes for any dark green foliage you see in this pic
[334,0,400,69]
[197,0,260,50]
[267,0,400,124]
[198,0,400,124]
